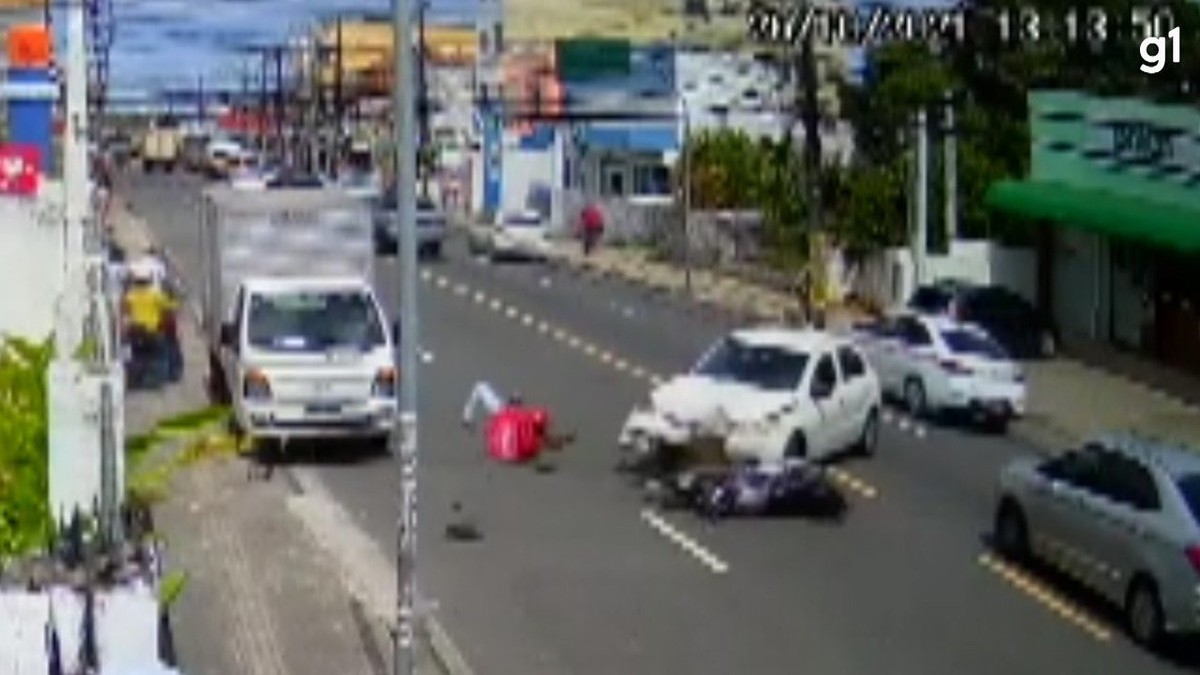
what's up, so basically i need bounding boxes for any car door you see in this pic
[836,343,874,437]
[1024,446,1105,579]
[895,315,937,388]
[1075,452,1162,602]
[860,316,901,392]
[806,351,848,458]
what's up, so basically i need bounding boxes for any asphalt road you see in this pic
[120,172,1193,675]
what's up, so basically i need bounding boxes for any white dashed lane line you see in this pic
[881,409,926,440]
[641,509,729,574]
[422,272,883,500]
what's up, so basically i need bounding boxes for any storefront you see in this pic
[988,90,1200,376]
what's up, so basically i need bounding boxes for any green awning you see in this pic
[986,180,1200,252]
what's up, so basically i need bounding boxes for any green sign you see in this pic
[556,38,630,82]
[1030,90,1200,209]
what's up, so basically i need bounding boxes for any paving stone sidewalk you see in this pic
[113,201,445,675]
[544,239,1200,452]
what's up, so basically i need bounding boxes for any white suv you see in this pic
[619,327,882,465]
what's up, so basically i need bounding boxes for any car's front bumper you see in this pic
[240,400,396,439]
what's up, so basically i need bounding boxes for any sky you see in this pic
[56,0,950,95]
[52,0,482,94]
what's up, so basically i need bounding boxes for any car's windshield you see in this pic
[693,337,809,391]
[1177,474,1200,526]
[246,290,386,352]
[504,214,542,227]
[940,329,1008,359]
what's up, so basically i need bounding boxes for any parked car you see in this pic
[205,139,244,179]
[994,434,1200,648]
[851,311,1026,431]
[619,327,882,466]
[372,192,446,258]
[467,210,551,261]
[907,281,1058,359]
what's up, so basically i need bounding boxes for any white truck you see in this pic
[199,185,397,445]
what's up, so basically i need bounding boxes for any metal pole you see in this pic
[914,108,928,286]
[681,100,692,294]
[417,0,430,198]
[391,0,420,671]
[197,75,206,124]
[274,47,285,161]
[943,92,958,242]
[259,53,269,153]
[334,17,344,176]
[60,0,90,358]
[799,23,821,323]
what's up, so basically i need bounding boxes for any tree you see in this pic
[683,129,769,210]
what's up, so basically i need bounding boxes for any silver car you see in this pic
[994,434,1200,648]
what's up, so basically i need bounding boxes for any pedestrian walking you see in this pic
[580,202,604,257]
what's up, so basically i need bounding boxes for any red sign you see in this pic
[0,144,41,196]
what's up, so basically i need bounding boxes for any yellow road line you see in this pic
[828,468,879,500]
[977,554,1112,642]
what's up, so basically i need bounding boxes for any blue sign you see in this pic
[482,102,502,215]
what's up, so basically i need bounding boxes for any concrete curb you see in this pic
[286,467,475,675]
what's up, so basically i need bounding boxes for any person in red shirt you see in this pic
[579,202,604,256]
[462,381,572,463]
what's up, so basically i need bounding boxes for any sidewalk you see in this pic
[112,201,446,675]
[544,240,1200,452]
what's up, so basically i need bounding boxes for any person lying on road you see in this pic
[462,381,574,464]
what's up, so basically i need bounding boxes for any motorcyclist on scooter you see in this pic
[122,267,176,388]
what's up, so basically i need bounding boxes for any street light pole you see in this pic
[681,97,692,295]
[391,0,421,673]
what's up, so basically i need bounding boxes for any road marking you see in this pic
[914,425,926,438]
[977,554,1112,642]
[612,358,629,371]
[566,335,581,348]
[552,328,567,340]
[598,351,613,363]
[472,291,486,303]
[504,306,518,318]
[640,509,729,574]
[882,410,895,424]
[435,276,449,288]
[582,343,597,357]
[420,269,432,281]
[488,298,502,311]
[452,284,467,296]
[520,314,534,326]
[898,417,911,431]
[828,468,878,500]
[629,365,647,379]
[536,321,549,333]
[648,375,665,386]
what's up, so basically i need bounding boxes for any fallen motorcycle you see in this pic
[644,459,847,521]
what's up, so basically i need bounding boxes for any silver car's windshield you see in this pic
[694,337,809,391]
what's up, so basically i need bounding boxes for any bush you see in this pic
[0,337,53,560]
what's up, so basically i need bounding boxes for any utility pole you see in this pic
[197,75,206,124]
[274,46,285,162]
[681,97,692,294]
[391,0,421,673]
[334,17,344,177]
[61,0,89,358]
[798,20,822,324]
[913,108,929,287]
[942,91,958,242]
[417,0,431,197]
[259,52,269,153]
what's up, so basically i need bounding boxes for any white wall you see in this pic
[501,130,556,215]
[0,184,65,341]
[840,240,1037,310]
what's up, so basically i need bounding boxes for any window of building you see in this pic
[633,163,671,196]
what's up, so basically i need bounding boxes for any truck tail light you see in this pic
[372,367,397,398]
[1186,545,1200,574]
[243,369,272,399]
[939,359,973,375]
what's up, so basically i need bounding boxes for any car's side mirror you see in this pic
[219,322,236,347]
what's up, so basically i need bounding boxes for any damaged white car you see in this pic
[618,328,883,467]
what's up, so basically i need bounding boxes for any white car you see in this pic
[470,210,551,260]
[850,311,1026,430]
[619,327,883,464]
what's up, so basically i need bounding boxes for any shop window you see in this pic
[633,164,670,196]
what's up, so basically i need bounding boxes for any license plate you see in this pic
[306,403,342,414]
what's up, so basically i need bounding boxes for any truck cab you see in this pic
[218,276,397,443]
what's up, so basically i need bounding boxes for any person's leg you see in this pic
[462,381,503,425]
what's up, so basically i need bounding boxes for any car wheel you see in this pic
[993,500,1029,561]
[904,378,927,417]
[1126,577,1165,648]
[987,415,1011,434]
[1040,332,1057,358]
[855,409,879,456]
